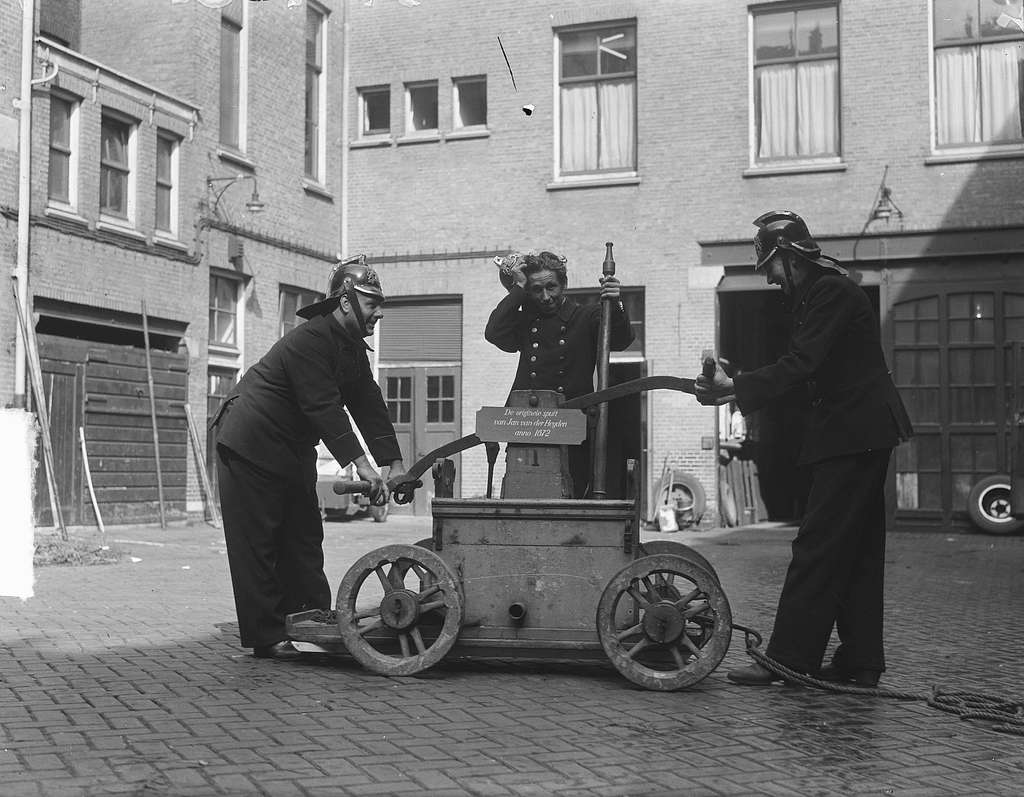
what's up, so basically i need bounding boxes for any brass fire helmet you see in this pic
[296,255,386,320]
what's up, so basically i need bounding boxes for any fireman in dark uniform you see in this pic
[485,250,634,497]
[696,211,912,687]
[211,256,405,660]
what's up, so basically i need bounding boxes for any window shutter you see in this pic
[379,300,462,362]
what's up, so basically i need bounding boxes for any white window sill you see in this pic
[446,128,489,141]
[743,161,846,178]
[217,146,257,170]
[96,218,144,239]
[208,342,240,356]
[208,348,242,369]
[396,132,441,146]
[547,173,640,191]
[302,179,334,201]
[44,204,88,226]
[153,233,188,251]
[926,147,1024,165]
[350,137,393,149]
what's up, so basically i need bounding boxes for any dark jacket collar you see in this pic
[324,311,372,351]
[791,267,827,312]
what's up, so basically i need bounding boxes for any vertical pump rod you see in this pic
[592,242,616,499]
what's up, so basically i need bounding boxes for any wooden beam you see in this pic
[141,299,166,529]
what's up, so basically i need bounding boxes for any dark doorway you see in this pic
[606,360,646,506]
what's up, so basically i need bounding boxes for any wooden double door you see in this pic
[34,335,189,526]
[379,366,461,515]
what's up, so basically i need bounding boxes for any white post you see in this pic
[339,0,350,258]
[13,0,36,408]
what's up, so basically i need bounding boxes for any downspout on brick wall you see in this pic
[340,0,350,259]
[13,0,36,409]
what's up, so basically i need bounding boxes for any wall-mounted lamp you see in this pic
[206,173,266,218]
[869,165,903,224]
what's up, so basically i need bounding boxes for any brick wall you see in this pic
[343,0,1024,524]
[0,0,23,401]
[6,0,1024,524]
[46,0,345,519]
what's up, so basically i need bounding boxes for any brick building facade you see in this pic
[342,0,1024,531]
[3,0,1022,530]
[2,0,341,524]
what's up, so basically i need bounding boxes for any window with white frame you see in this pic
[359,86,391,136]
[48,94,79,207]
[453,76,487,129]
[557,22,637,175]
[752,3,840,163]
[933,0,1024,149]
[210,273,241,348]
[220,0,247,150]
[155,131,180,235]
[405,81,438,134]
[305,3,326,179]
[279,285,322,337]
[99,111,135,220]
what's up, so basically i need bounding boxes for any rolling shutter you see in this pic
[379,299,462,362]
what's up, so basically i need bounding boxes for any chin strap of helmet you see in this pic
[781,253,798,304]
[345,289,371,337]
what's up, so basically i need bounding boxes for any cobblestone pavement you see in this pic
[2,514,1022,796]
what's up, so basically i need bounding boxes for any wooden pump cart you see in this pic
[287,245,733,691]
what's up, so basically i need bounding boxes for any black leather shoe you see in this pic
[726,663,785,685]
[253,640,303,660]
[818,663,880,687]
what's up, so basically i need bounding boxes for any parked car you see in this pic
[315,444,388,523]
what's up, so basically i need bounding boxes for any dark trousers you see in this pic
[766,448,892,674]
[216,444,332,648]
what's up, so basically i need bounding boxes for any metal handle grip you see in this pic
[333,480,371,495]
[701,349,717,380]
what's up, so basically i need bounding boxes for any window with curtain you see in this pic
[155,131,178,234]
[453,76,487,129]
[220,0,244,149]
[278,285,322,337]
[359,86,391,136]
[100,112,132,218]
[753,4,840,162]
[48,95,76,205]
[406,81,438,133]
[933,0,1024,148]
[305,3,325,179]
[210,275,240,347]
[557,22,637,175]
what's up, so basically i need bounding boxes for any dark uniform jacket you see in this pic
[484,286,634,400]
[212,312,402,479]
[734,269,912,465]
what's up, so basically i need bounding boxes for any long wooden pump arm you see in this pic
[368,376,697,498]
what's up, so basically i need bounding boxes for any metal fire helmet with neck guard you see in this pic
[296,254,386,320]
[752,211,846,274]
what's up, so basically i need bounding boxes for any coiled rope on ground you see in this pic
[732,623,1024,737]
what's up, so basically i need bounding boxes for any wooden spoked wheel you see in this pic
[639,540,719,584]
[336,544,463,676]
[597,553,731,691]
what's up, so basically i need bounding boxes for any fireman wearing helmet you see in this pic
[695,211,912,687]
[211,255,406,661]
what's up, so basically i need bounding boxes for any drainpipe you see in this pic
[12,0,35,409]
[340,0,350,259]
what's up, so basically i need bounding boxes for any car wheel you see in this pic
[966,474,1024,535]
